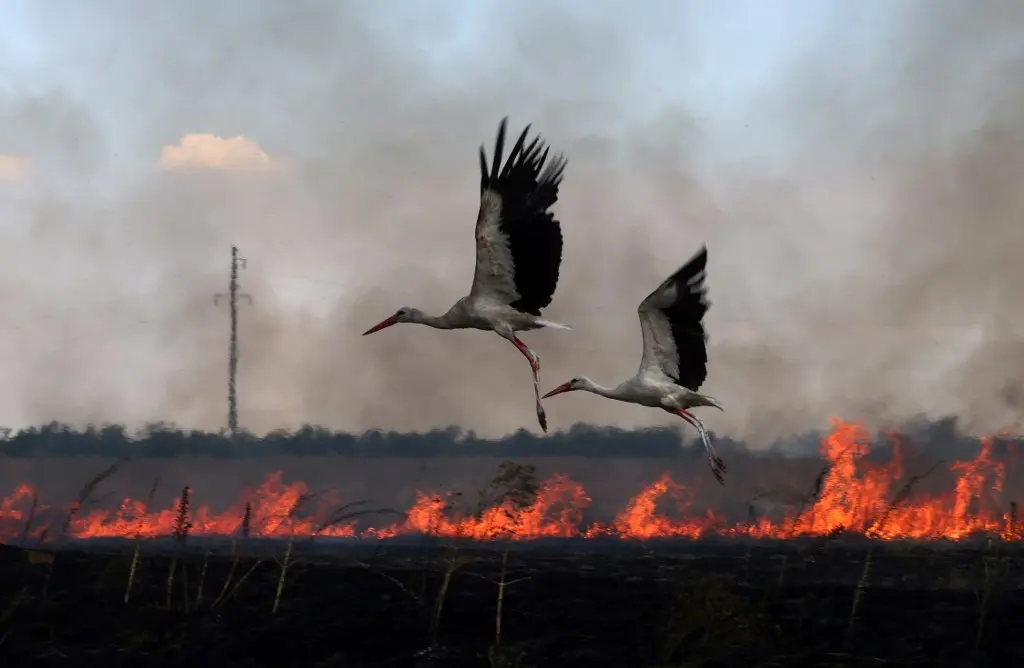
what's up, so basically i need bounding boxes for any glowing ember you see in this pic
[0,419,1019,544]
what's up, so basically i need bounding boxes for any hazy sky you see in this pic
[0,1,889,169]
[0,1,1021,443]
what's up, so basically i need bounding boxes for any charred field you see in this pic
[1,536,1023,667]
[0,418,1022,665]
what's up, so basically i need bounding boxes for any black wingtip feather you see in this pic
[479,147,488,191]
[490,118,508,182]
[660,245,712,391]
[501,126,532,180]
[477,117,568,316]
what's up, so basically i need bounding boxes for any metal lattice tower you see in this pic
[214,245,252,436]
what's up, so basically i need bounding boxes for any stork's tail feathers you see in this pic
[698,394,724,411]
[535,319,572,331]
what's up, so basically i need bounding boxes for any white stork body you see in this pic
[362,117,570,432]
[542,246,728,483]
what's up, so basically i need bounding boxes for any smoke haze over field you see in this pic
[0,1,1022,445]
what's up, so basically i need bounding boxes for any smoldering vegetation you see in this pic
[0,418,1018,533]
[0,2,1022,448]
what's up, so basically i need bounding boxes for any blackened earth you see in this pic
[0,538,1022,667]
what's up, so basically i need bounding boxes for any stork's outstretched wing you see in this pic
[636,245,711,391]
[469,117,567,316]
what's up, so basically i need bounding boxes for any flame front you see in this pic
[1,419,1019,544]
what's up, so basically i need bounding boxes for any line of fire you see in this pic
[1,419,1018,544]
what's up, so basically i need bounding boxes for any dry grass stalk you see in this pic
[420,464,538,650]
[35,529,52,599]
[845,549,873,650]
[18,485,40,547]
[418,491,469,648]
[241,501,252,539]
[271,537,293,615]
[352,558,420,603]
[434,461,536,654]
[312,498,368,533]
[795,465,829,532]
[346,543,419,604]
[165,486,192,610]
[271,492,315,615]
[866,460,944,538]
[312,500,404,538]
[212,501,252,608]
[749,463,830,538]
[841,457,941,649]
[477,462,538,650]
[419,492,476,645]
[424,462,538,650]
[213,538,240,607]
[123,477,160,605]
[1008,500,1018,540]
[973,538,1000,656]
[487,551,529,648]
[195,550,211,607]
[428,545,475,649]
[755,553,790,610]
[214,558,264,608]
[62,457,129,539]
[41,459,128,600]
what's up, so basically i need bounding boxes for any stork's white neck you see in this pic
[412,312,455,329]
[579,378,622,399]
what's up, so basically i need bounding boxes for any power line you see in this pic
[214,245,252,437]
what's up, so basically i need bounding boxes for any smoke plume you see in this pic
[0,1,1022,445]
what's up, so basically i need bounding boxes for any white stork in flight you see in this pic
[541,245,728,483]
[362,117,570,433]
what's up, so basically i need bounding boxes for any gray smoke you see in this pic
[0,1,1022,446]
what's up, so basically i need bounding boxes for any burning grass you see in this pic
[0,419,1019,545]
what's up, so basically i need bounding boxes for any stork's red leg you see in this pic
[511,336,540,381]
[510,335,546,433]
[677,409,727,485]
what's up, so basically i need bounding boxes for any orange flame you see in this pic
[0,419,1019,544]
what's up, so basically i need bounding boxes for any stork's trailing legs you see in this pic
[676,409,727,485]
[509,334,547,433]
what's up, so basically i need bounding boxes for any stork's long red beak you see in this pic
[542,381,575,399]
[362,315,399,336]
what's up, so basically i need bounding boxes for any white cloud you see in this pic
[158,134,283,172]
[0,155,32,182]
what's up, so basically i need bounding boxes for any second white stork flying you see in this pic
[541,245,728,483]
[362,117,570,433]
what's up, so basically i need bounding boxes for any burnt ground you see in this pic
[0,538,1022,667]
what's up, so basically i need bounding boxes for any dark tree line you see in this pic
[0,415,1012,460]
